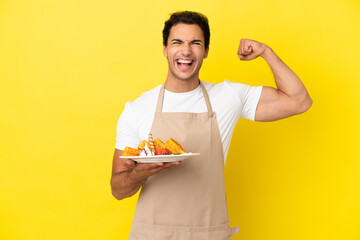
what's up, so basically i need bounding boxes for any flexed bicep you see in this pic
[254,86,306,122]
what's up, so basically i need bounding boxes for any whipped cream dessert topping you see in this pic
[139,144,154,157]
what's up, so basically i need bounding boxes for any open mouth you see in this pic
[176,58,194,69]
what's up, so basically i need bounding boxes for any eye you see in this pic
[191,41,202,46]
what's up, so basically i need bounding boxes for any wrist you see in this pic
[260,45,277,62]
[128,169,147,185]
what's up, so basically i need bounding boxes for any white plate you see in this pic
[120,153,200,163]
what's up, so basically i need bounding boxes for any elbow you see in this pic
[111,186,122,200]
[111,185,130,200]
[295,94,313,114]
[111,189,126,200]
[305,97,313,112]
[110,178,127,200]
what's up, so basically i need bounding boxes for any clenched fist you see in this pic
[238,39,268,61]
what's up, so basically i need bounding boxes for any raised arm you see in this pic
[110,149,181,200]
[238,39,312,121]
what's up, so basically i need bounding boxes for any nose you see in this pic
[180,42,192,56]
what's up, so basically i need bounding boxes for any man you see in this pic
[111,11,312,239]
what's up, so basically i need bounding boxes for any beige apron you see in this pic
[129,81,240,239]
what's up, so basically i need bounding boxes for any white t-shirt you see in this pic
[115,80,262,162]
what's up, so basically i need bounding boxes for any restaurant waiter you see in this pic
[110,11,312,240]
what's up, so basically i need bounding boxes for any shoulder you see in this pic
[116,85,161,149]
[125,85,161,112]
[210,80,262,101]
[119,85,161,126]
[203,80,262,120]
[203,80,253,100]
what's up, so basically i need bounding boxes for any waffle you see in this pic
[154,138,165,150]
[138,140,151,150]
[122,147,140,156]
[165,138,185,154]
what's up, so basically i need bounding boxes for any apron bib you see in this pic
[129,81,239,239]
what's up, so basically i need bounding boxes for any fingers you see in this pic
[126,159,136,169]
[238,39,265,61]
[242,39,253,55]
[152,161,183,174]
[134,161,182,176]
[113,155,136,173]
[238,39,252,60]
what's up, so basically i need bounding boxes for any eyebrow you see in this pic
[171,39,203,44]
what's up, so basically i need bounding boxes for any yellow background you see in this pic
[1,0,359,239]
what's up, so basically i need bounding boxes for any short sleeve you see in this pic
[115,102,140,150]
[227,81,263,121]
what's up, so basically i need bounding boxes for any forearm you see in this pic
[111,148,181,200]
[111,170,146,200]
[261,46,312,107]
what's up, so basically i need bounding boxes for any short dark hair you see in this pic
[162,11,210,49]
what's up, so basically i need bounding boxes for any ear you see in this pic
[204,47,209,59]
[163,45,168,57]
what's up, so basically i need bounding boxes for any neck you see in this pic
[164,76,200,93]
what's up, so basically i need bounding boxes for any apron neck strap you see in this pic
[155,80,214,113]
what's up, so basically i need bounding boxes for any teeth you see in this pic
[177,59,192,64]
